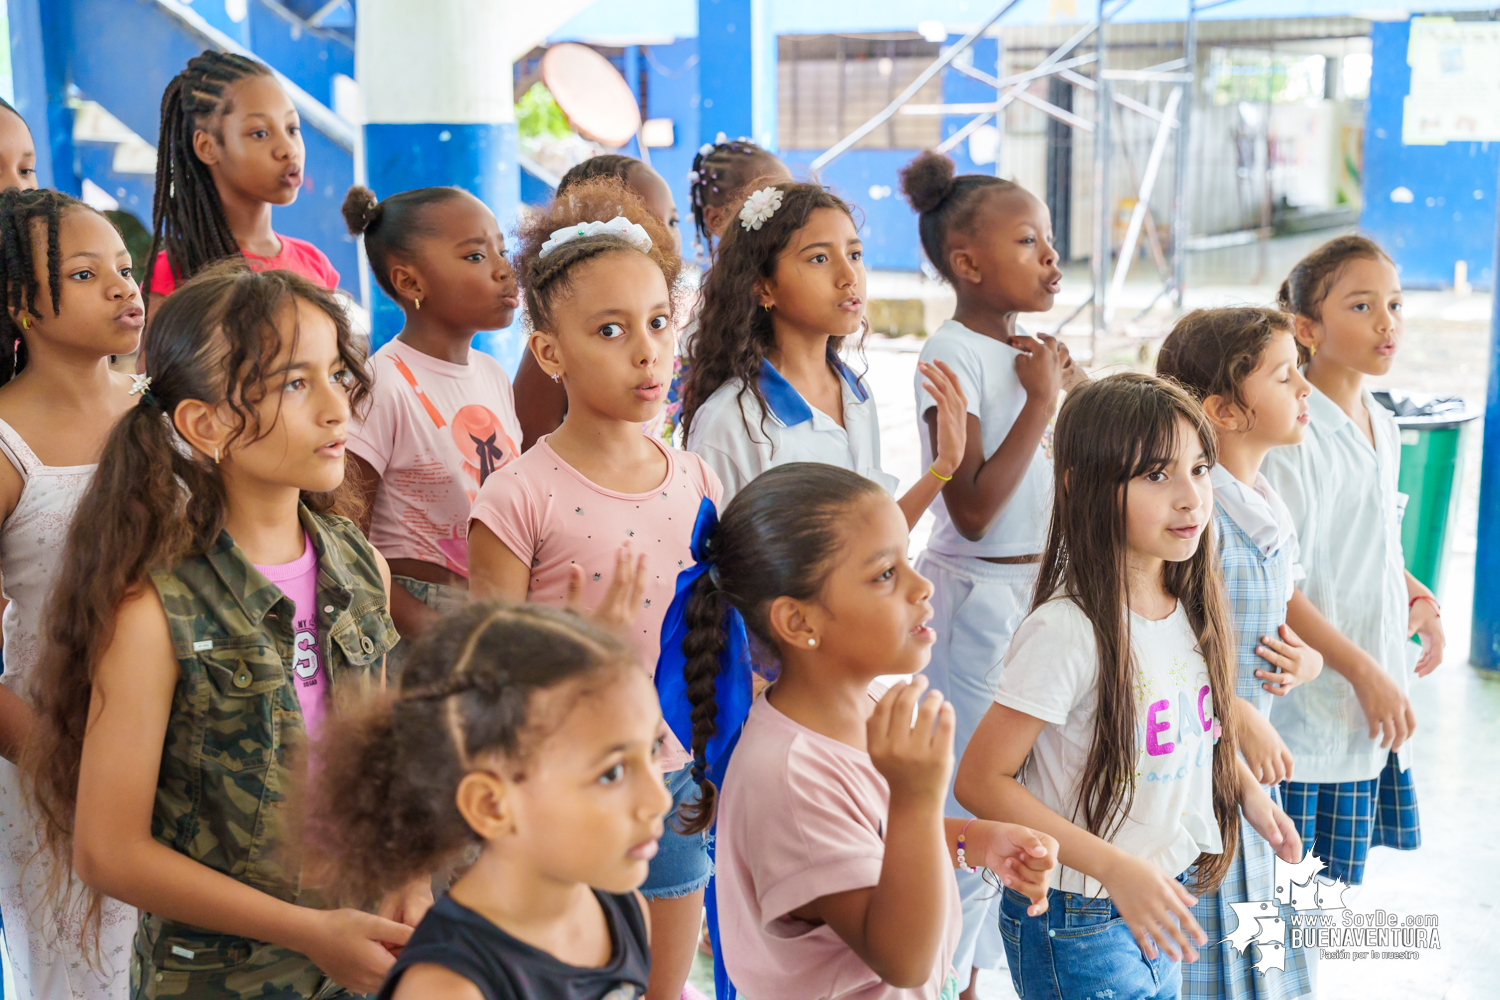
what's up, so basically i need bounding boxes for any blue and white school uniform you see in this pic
[1183,467,1313,1000]
[1262,385,1420,886]
[912,319,1053,975]
[685,355,897,505]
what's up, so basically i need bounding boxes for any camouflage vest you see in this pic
[149,505,398,904]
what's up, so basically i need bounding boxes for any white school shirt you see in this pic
[1261,384,1414,783]
[685,357,899,505]
[994,597,1222,897]
[914,319,1053,558]
[1209,464,1304,602]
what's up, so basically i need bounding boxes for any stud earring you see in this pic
[549,372,561,383]
[807,638,816,647]
[413,297,421,311]
[213,447,220,465]
[17,316,28,329]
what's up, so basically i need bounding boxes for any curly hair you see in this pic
[1277,235,1394,364]
[305,602,638,906]
[25,263,372,946]
[673,463,884,834]
[144,51,275,298]
[899,148,1021,284]
[679,182,859,440]
[1156,307,1294,414]
[515,177,682,334]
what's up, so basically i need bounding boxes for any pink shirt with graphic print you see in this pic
[255,533,326,737]
[469,435,722,773]
[349,340,522,576]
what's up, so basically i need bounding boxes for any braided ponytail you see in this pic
[145,51,274,298]
[675,573,729,834]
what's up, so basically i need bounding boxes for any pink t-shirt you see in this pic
[255,533,327,737]
[349,341,522,575]
[469,435,722,772]
[715,694,963,1000]
[147,234,340,296]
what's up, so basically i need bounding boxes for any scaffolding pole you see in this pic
[1171,0,1198,309]
[1090,0,1112,356]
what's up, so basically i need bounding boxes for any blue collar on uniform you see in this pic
[757,356,869,427]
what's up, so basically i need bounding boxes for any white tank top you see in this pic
[0,416,96,697]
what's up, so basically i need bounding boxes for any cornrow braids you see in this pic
[0,188,94,386]
[688,136,783,252]
[145,51,273,298]
[305,602,638,905]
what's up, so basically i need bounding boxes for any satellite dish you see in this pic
[541,43,643,150]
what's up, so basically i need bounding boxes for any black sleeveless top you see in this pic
[377,891,651,1000]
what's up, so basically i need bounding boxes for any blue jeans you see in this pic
[640,766,712,899]
[999,885,1181,1000]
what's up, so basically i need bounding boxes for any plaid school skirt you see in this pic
[1280,752,1421,887]
[1184,786,1314,1000]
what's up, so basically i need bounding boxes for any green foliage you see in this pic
[517,82,572,141]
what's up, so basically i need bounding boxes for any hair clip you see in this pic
[739,187,784,231]
[698,142,715,156]
[129,374,153,396]
[538,216,653,259]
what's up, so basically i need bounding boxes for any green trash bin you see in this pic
[1373,390,1480,596]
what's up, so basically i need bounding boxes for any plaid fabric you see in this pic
[1281,752,1421,885]
[1214,505,1293,714]
[1185,786,1314,1000]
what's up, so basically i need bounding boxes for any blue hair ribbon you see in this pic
[655,496,753,1000]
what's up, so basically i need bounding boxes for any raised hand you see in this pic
[566,544,648,639]
[867,674,954,809]
[918,359,968,481]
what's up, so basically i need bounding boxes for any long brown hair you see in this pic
[680,182,861,440]
[1036,373,1240,892]
[24,263,372,943]
[306,602,638,906]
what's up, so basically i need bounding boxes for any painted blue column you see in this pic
[7,0,77,194]
[642,39,701,241]
[357,0,521,366]
[1473,179,1500,671]
[698,0,774,151]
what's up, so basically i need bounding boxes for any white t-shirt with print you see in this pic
[994,597,1223,897]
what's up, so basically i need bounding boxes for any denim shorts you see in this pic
[641,766,712,899]
[998,884,1182,1000]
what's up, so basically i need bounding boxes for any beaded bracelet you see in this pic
[955,818,978,873]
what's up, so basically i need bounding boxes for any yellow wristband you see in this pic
[930,464,953,482]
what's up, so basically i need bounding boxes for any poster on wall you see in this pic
[1403,16,1500,145]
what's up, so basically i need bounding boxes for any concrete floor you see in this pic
[693,230,1500,998]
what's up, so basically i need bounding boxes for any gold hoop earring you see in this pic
[17,316,28,329]
[762,303,772,313]
[213,447,220,465]
[413,297,421,311]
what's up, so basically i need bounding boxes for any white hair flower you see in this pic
[698,143,715,156]
[539,217,653,259]
[738,187,784,231]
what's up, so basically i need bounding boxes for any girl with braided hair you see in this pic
[307,601,670,1000]
[0,96,39,191]
[25,265,419,997]
[0,188,141,999]
[664,462,1056,999]
[468,177,721,1000]
[144,51,339,309]
[686,136,787,258]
